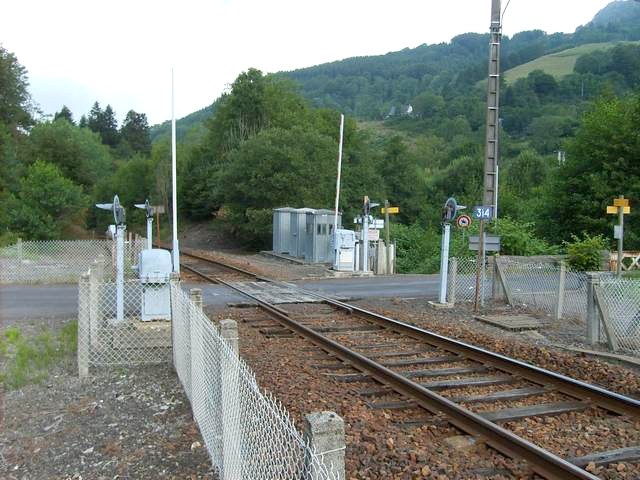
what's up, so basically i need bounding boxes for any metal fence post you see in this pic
[303,411,346,480]
[586,272,601,345]
[78,273,90,378]
[448,257,458,305]
[170,274,180,370]
[555,261,566,321]
[220,319,241,478]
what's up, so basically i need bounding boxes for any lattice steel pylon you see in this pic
[483,0,502,212]
[475,0,502,312]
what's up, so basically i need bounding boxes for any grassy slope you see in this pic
[503,41,640,85]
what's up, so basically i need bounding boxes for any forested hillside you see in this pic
[2,1,640,274]
[280,0,640,120]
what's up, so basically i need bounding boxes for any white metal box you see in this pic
[137,249,172,321]
[332,229,356,271]
[138,249,172,283]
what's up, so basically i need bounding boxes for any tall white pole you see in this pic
[146,217,153,250]
[171,68,180,274]
[116,225,125,322]
[333,114,345,269]
[362,214,369,273]
[439,223,451,304]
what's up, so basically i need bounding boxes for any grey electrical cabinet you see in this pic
[272,207,295,254]
[138,249,172,321]
[305,209,341,264]
[332,229,356,271]
[290,208,315,258]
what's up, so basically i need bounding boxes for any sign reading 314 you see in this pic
[473,205,494,220]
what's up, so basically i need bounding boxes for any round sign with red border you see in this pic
[456,214,472,228]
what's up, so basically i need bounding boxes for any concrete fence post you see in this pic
[78,273,90,378]
[220,318,239,355]
[303,411,346,480]
[220,319,241,479]
[586,272,601,345]
[17,237,23,263]
[555,261,566,321]
[89,260,101,349]
[448,257,458,305]
[190,288,203,311]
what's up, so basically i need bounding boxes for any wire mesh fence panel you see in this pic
[170,284,338,480]
[78,275,172,370]
[498,259,561,317]
[448,257,492,304]
[561,270,588,322]
[0,238,146,284]
[597,278,640,355]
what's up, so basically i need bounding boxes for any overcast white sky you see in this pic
[1,0,617,125]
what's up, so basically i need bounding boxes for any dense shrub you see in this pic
[564,232,608,271]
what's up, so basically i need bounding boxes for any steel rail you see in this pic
[184,264,598,479]
[298,291,640,418]
[180,248,270,282]
[181,250,640,417]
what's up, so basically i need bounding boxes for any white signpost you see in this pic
[134,199,154,250]
[438,198,459,305]
[96,195,126,322]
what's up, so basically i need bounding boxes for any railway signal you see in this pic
[438,197,464,305]
[134,199,154,250]
[96,195,126,322]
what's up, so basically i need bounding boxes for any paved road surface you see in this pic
[1,274,440,325]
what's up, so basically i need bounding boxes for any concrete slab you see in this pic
[474,314,544,331]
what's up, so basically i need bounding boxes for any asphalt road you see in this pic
[0,274,440,326]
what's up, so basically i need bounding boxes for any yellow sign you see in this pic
[381,207,400,214]
[614,198,629,207]
[607,205,631,214]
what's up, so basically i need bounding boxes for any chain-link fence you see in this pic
[448,257,588,321]
[78,271,339,478]
[170,284,338,480]
[595,278,640,355]
[0,237,145,284]
[77,271,172,373]
[495,257,589,322]
[447,257,492,304]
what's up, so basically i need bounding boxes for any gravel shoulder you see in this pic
[1,355,213,479]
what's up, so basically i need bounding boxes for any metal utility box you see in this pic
[305,209,342,264]
[332,229,356,271]
[138,249,172,321]
[290,208,315,258]
[273,207,295,254]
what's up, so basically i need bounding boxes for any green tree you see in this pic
[412,91,445,118]
[24,119,112,188]
[219,126,337,245]
[380,136,422,222]
[546,94,640,247]
[6,161,87,239]
[54,105,74,124]
[120,110,151,155]
[100,105,119,147]
[87,102,119,147]
[92,155,153,230]
[0,45,34,131]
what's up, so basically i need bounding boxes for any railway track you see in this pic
[180,249,269,283]
[178,251,640,479]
